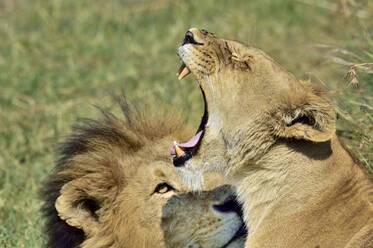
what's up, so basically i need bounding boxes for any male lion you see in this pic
[172,28,373,248]
[42,100,246,248]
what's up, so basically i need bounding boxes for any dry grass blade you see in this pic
[353,63,373,74]
[345,66,359,87]
[296,0,370,18]
[311,44,364,63]
[345,63,373,87]
[311,44,372,87]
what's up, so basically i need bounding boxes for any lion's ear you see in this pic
[55,179,101,237]
[274,86,336,142]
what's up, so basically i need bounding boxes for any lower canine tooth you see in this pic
[178,66,191,80]
[174,144,186,157]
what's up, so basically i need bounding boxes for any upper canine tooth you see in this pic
[178,66,191,80]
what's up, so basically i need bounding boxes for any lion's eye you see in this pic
[154,183,174,194]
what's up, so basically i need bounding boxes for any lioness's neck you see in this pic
[233,135,371,232]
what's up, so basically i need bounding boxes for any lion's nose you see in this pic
[213,195,243,217]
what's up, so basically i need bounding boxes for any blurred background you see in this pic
[0,0,372,246]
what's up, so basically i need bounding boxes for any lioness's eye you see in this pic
[154,183,174,194]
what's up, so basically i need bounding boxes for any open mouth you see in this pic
[171,87,208,167]
[171,31,208,167]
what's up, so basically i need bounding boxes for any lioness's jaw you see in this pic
[177,165,204,191]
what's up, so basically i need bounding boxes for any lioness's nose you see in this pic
[182,28,204,45]
[182,31,195,45]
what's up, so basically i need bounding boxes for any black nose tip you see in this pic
[182,30,203,46]
[182,31,195,45]
[213,197,243,217]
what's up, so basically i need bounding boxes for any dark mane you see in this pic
[41,99,189,248]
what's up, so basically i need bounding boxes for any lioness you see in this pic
[42,100,246,248]
[172,28,373,247]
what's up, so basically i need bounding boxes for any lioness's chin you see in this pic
[177,164,204,191]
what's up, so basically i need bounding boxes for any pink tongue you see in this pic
[170,130,204,156]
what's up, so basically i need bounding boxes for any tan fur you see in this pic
[42,100,245,248]
[176,28,373,247]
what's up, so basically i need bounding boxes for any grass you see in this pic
[0,0,372,246]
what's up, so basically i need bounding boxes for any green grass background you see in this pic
[0,0,372,246]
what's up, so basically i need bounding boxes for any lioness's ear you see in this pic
[274,85,336,142]
[55,179,101,237]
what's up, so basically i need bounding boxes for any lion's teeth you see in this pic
[174,143,186,157]
[178,66,191,80]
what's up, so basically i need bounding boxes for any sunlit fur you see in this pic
[41,99,245,248]
[177,28,373,247]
